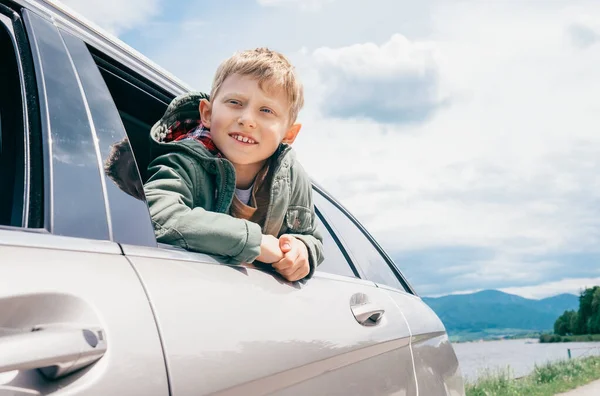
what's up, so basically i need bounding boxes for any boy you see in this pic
[144,48,323,281]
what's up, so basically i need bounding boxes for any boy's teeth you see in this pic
[234,135,254,143]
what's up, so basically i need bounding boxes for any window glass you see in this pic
[313,191,406,291]
[62,32,156,246]
[0,19,26,227]
[27,13,111,240]
[88,47,171,184]
[314,211,357,278]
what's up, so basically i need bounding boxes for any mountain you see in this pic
[422,290,579,340]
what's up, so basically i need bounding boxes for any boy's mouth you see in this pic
[229,133,257,145]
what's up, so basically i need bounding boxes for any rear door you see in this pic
[0,6,167,395]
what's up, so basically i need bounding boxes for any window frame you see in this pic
[0,3,43,230]
[312,184,416,295]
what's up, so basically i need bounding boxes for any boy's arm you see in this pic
[144,152,263,263]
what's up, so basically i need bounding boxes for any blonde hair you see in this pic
[210,48,304,123]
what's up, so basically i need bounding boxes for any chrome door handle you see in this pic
[351,302,385,326]
[0,326,107,379]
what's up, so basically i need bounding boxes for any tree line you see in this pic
[554,286,600,336]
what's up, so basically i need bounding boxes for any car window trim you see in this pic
[312,183,417,295]
[21,9,53,232]
[0,10,28,227]
[90,49,175,105]
[0,5,38,228]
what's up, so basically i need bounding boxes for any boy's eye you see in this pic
[261,108,274,114]
[227,99,242,105]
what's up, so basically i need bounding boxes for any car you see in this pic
[0,0,465,395]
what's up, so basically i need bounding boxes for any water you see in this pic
[453,338,600,382]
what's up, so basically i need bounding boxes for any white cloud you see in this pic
[428,277,600,299]
[257,0,334,11]
[288,2,600,298]
[501,278,600,299]
[295,2,600,251]
[310,34,448,124]
[53,0,161,35]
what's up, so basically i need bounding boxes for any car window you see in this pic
[87,46,173,184]
[59,32,156,247]
[0,16,26,227]
[313,190,407,291]
[314,209,358,278]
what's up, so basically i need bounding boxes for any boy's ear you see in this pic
[282,123,302,145]
[199,99,212,128]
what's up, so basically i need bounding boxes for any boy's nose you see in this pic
[237,110,256,129]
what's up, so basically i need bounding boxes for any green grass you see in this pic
[540,334,600,343]
[466,356,600,396]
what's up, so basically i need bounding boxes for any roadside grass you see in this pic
[466,356,600,396]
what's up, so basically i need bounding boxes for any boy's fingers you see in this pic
[288,262,309,282]
[279,234,294,253]
[272,255,293,271]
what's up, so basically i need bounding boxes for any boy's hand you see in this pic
[272,235,310,282]
[257,234,285,264]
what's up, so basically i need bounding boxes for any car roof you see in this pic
[13,0,192,96]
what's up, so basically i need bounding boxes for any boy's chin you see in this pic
[226,156,269,168]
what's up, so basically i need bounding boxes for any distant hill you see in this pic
[422,290,579,341]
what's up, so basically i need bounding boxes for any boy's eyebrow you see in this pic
[223,92,247,99]
[224,91,284,110]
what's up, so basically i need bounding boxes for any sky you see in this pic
[56,0,600,299]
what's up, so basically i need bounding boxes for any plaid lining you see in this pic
[165,119,222,157]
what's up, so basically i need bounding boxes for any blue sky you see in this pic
[58,0,600,298]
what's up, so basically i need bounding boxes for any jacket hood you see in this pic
[151,91,210,144]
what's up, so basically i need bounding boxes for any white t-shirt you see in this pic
[234,184,253,205]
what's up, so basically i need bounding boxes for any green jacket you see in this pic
[144,92,324,277]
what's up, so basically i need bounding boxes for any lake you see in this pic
[452,338,600,382]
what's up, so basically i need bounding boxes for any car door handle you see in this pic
[351,302,385,326]
[0,326,107,380]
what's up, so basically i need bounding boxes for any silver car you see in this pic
[0,0,465,395]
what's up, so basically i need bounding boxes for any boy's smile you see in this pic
[229,132,257,145]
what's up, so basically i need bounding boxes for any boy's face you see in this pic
[199,74,301,168]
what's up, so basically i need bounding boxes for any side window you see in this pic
[88,47,172,183]
[313,190,407,291]
[314,210,357,278]
[0,14,27,227]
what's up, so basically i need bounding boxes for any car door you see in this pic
[313,189,465,395]
[0,6,168,395]
[123,238,417,396]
